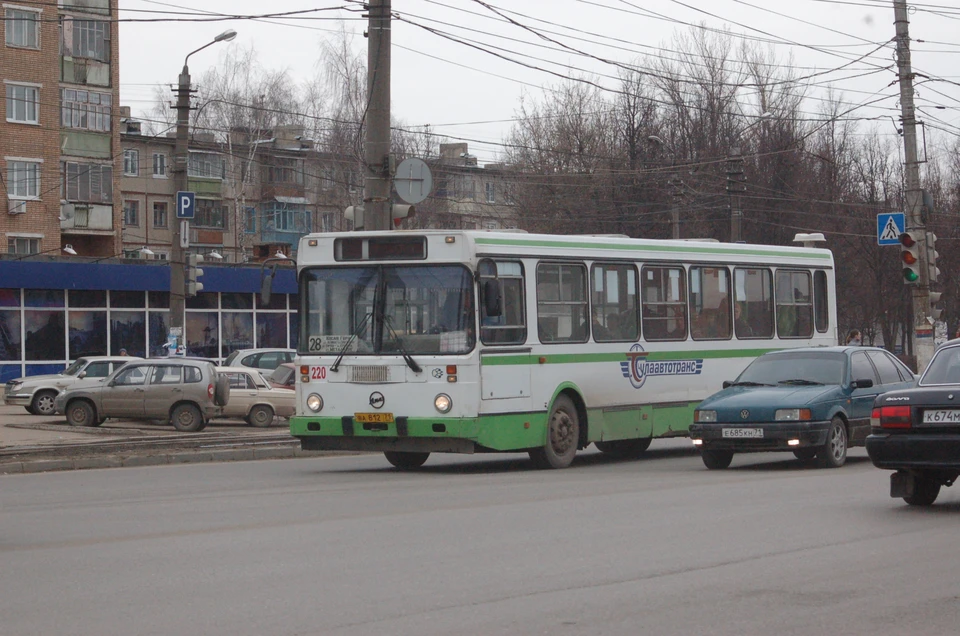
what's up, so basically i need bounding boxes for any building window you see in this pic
[194,199,225,228]
[123,200,139,227]
[7,236,40,255]
[244,207,256,234]
[485,182,495,203]
[123,149,138,176]
[7,160,41,199]
[6,83,39,124]
[188,152,223,179]
[62,19,109,62]
[62,161,112,203]
[268,157,303,184]
[153,201,167,228]
[152,153,166,177]
[61,89,111,132]
[320,212,335,232]
[5,8,39,49]
[264,202,308,233]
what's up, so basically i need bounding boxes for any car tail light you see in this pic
[873,405,911,429]
[207,383,215,399]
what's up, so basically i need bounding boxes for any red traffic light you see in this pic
[899,232,916,248]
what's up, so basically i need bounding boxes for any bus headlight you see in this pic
[306,393,324,412]
[694,410,717,423]
[434,393,452,414]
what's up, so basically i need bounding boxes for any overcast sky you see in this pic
[119,0,960,165]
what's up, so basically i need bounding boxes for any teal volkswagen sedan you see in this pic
[689,347,916,470]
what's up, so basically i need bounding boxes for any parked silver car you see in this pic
[3,356,141,416]
[54,359,230,432]
[215,366,295,426]
[222,348,295,371]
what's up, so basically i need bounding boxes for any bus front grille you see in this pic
[350,365,389,383]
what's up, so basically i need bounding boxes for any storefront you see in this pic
[0,260,297,382]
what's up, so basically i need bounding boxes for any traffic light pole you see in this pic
[893,0,934,371]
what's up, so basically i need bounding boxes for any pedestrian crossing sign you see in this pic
[877,212,905,246]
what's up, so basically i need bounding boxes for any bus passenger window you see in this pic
[776,270,813,338]
[689,266,731,340]
[814,270,829,333]
[590,263,639,342]
[641,266,687,341]
[733,268,774,338]
[537,262,588,344]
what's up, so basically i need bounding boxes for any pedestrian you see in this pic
[119,348,129,356]
[845,329,862,346]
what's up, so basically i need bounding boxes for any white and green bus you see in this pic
[290,230,837,469]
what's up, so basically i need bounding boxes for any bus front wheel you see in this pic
[384,451,430,470]
[529,395,580,469]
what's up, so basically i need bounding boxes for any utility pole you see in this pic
[726,148,745,243]
[364,0,392,230]
[669,174,683,240]
[893,0,934,370]
[171,66,192,346]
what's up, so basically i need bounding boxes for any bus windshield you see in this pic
[301,264,476,356]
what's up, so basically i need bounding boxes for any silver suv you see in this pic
[4,356,140,416]
[54,359,230,432]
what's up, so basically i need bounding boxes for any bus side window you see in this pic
[775,270,813,339]
[641,265,687,341]
[537,262,588,344]
[734,267,774,339]
[479,260,527,345]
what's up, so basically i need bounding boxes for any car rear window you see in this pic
[183,366,203,383]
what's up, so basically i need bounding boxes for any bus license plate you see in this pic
[355,412,395,424]
[922,410,960,424]
[722,428,763,438]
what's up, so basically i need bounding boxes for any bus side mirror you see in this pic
[483,280,502,317]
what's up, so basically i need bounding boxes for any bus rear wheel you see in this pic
[384,451,429,470]
[529,395,580,469]
[595,437,652,459]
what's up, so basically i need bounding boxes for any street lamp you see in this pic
[170,28,238,353]
[14,244,77,260]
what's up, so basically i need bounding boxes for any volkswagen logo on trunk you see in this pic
[740,409,750,419]
[369,392,385,409]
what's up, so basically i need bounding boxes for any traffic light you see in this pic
[929,291,943,321]
[899,231,921,284]
[926,231,940,283]
[344,204,416,230]
[186,253,204,297]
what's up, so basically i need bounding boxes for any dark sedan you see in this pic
[690,346,916,469]
[867,340,960,506]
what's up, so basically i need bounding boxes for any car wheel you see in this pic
[528,394,580,469]
[701,449,734,470]
[65,400,96,427]
[25,406,37,415]
[904,473,941,506]
[595,437,652,458]
[793,448,818,461]
[31,390,58,417]
[171,403,205,432]
[247,404,275,428]
[383,451,430,469]
[818,417,848,468]
[214,374,230,407]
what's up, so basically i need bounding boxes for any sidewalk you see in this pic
[0,405,123,449]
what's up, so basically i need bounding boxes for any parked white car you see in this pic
[3,356,141,416]
[222,348,295,371]
[215,366,295,426]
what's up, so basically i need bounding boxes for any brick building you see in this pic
[1,0,120,258]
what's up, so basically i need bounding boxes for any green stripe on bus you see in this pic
[481,348,780,365]
[474,236,832,260]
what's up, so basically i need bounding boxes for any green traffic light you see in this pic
[903,268,920,283]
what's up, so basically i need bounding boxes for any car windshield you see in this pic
[736,351,846,386]
[270,365,294,385]
[301,264,476,355]
[223,351,239,366]
[920,346,960,385]
[63,359,87,376]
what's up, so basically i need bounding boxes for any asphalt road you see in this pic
[2,442,958,636]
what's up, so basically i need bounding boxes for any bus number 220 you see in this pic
[311,367,327,380]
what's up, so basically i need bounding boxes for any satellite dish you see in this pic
[394,157,433,205]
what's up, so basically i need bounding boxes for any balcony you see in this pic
[61,203,115,233]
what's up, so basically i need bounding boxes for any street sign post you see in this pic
[394,158,433,205]
[878,212,905,245]
[176,191,196,219]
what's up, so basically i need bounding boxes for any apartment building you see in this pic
[1,0,121,258]
[425,143,518,230]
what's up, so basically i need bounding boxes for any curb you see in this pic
[0,447,345,475]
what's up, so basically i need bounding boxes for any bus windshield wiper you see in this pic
[384,316,422,373]
[730,381,773,387]
[777,379,822,385]
[330,312,372,373]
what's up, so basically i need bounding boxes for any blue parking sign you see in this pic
[176,191,195,219]
[877,212,904,246]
